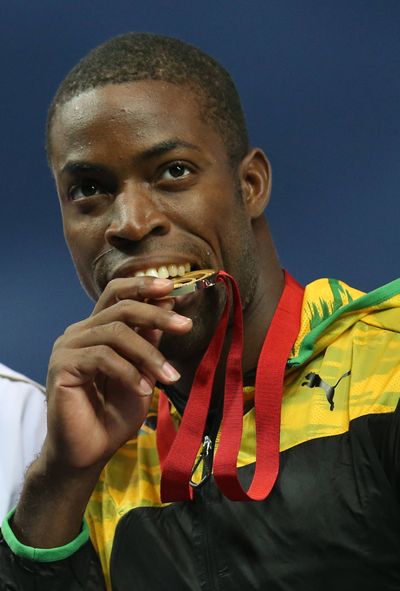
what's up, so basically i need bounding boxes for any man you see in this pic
[0,363,46,520]
[1,33,399,590]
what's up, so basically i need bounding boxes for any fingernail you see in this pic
[162,362,181,381]
[139,378,154,396]
[170,313,192,325]
[153,279,173,287]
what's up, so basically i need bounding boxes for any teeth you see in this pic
[134,263,192,279]
[168,264,178,277]
[157,266,170,279]
[145,268,158,277]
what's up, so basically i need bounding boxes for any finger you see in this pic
[59,322,182,385]
[92,276,174,315]
[137,298,175,349]
[66,298,190,337]
[49,345,153,398]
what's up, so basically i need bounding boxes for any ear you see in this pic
[238,148,272,219]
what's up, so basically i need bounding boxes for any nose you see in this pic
[104,183,171,249]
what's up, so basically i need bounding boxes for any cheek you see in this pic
[63,219,102,286]
[219,211,255,276]
[63,215,104,257]
[64,235,100,301]
[180,189,241,259]
[212,204,249,254]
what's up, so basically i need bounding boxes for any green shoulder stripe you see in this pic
[290,277,400,367]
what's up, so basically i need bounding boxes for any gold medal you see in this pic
[170,269,218,296]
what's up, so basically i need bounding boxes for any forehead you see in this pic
[49,81,226,166]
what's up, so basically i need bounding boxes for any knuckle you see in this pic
[124,364,140,383]
[117,300,157,327]
[105,277,122,294]
[63,319,85,336]
[87,323,112,341]
[51,331,75,354]
[115,299,134,312]
[92,344,112,362]
[106,277,142,299]
[86,324,102,341]
[47,353,74,384]
[108,320,128,338]
[99,278,124,305]
[52,335,64,351]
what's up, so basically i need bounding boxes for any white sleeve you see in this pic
[0,364,47,521]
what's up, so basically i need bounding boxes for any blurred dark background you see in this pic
[1,0,399,383]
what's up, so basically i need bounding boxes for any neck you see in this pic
[170,222,284,398]
[241,264,285,376]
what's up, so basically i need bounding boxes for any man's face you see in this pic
[50,81,259,360]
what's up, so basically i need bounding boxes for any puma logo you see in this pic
[302,370,351,411]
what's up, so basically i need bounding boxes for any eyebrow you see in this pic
[61,162,109,176]
[61,139,201,176]
[136,139,201,161]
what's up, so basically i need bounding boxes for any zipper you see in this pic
[162,382,222,588]
[192,434,220,591]
[190,435,213,488]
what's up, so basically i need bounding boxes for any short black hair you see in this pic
[46,32,249,167]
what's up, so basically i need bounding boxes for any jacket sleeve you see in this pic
[0,520,106,591]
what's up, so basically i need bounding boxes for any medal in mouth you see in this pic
[170,269,218,296]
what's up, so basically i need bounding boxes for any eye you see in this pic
[160,163,191,181]
[68,180,105,201]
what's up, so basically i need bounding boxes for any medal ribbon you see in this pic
[157,270,304,502]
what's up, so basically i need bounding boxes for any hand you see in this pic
[44,276,192,471]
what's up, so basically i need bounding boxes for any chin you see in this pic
[160,285,224,363]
